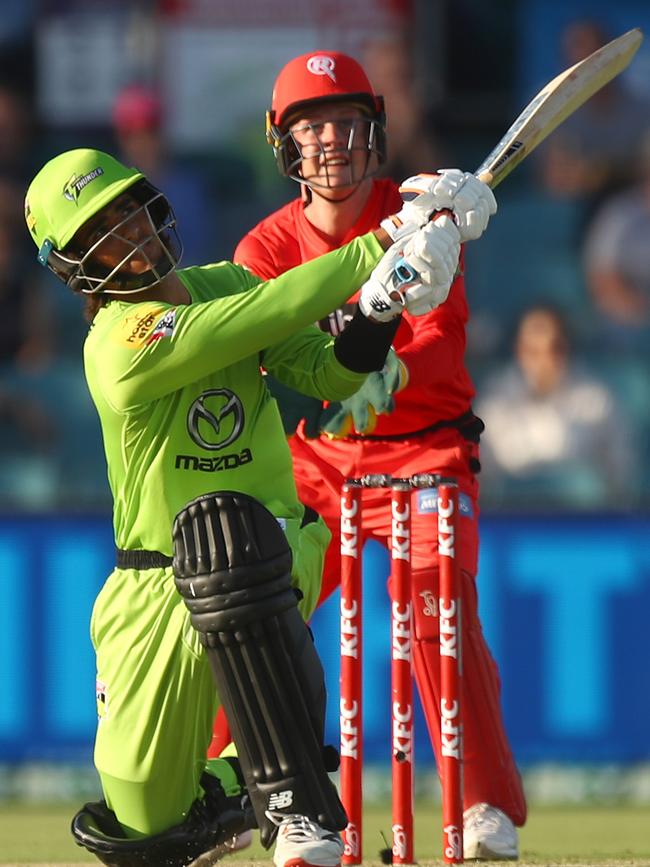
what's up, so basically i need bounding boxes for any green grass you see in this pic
[0,803,649,865]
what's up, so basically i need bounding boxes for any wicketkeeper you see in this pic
[214,51,527,861]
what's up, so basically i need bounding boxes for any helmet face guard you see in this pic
[266,52,387,190]
[267,98,386,190]
[42,180,182,295]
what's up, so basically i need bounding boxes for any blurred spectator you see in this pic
[362,31,447,179]
[0,375,60,509]
[0,83,56,365]
[0,83,34,185]
[536,20,650,221]
[0,212,54,369]
[0,79,64,509]
[0,1,34,85]
[0,377,56,455]
[112,83,215,265]
[475,305,637,509]
[582,131,650,351]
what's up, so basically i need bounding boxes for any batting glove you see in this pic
[381,169,497,244]
[357,242,416,322]
[359,215,461,322]
[402,216,461,316]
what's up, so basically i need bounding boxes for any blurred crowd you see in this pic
[1,8,649,513]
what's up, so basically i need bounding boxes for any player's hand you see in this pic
[357,242,414,322]
[401,217,461,316]
[381,169,497,243]
[359,216,460,322]
[320,350,408,437]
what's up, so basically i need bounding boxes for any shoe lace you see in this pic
[265,812,323,843]
[465,803,502,832]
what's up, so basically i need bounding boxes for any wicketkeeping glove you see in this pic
[320,350,408,438]
[381,169,497,244]
[264,373,325,438]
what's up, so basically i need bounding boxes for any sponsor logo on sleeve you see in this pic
[116,306,166,347]
[147,309,177,343]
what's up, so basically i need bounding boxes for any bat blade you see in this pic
[475,27,643,188]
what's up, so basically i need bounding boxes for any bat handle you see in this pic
[477,169,495,186]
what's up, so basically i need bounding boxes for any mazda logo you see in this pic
[187,388,244,451]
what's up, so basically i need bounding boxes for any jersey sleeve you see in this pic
[97,234,383,410]
[261,326,366,401]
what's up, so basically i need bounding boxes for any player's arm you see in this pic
[260,317,399,439]
[102,214,460,409]
[262,327,366,401]
[263,222,463,436]
[101,233,387,409]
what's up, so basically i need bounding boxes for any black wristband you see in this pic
[333,307,401,373]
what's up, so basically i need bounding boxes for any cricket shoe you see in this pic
[270,813,344,867]
[463,803,518,860]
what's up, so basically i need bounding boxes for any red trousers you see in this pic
[210,427,527,825]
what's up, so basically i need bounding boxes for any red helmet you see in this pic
[266,51,387,187]
[269,51,383,130]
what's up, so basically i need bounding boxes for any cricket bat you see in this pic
[475,27,643,188]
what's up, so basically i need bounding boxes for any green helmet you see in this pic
[25,148,144,254]
[24,148,182,294]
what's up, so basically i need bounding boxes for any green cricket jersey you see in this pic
[84,232,383,555]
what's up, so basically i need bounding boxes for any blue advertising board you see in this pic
[1,514,648,766]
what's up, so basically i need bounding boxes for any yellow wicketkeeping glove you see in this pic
[320,350,408,438]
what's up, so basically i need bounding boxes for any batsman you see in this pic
[24,146,475,867]
[214,51,527,861]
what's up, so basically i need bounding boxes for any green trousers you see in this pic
[90,514,329,836]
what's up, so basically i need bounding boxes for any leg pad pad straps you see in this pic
[173,491,346,848]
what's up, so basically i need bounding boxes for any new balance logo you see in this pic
[268,790,294,810]
[370,294,391,313]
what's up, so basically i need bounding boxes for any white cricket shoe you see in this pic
[270,813,344,867]
[463,803,518,860]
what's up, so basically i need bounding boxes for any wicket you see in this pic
[339,474,464,865]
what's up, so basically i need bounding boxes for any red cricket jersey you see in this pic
[234,178,475,435]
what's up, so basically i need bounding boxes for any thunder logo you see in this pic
[63,166,105,203]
